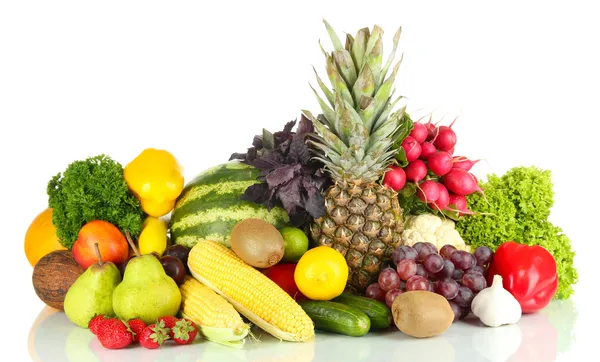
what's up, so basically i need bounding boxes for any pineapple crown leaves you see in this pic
[304,20,409,183]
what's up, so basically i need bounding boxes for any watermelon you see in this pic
[170,161,289,248]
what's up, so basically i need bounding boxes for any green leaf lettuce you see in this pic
[455,166,577,299]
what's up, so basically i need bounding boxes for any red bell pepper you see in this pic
[486,241,558,313]
[262,263,307,302]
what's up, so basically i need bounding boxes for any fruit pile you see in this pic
[24,19,571,356]
[368,242,493,321]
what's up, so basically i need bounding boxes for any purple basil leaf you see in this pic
[266,164,301,188]
[304,168,331,190]
[252,135,263,150]
[277,139,291,156]
[287,140,310,164]
[294,115,314,140]
[240,183,270,204]
[289,209,311,228]
[265,186,280,210]
[274,120,296,146]
[302,177,326,218]
[250,150,285,170]
[229,152,246,161]
[283,120,296,134]
[246,147,258,162]
[277,178,303,214]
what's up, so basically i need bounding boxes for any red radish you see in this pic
[448,193,467,210]
[404,160,428,183]
[401,136,422,162]
[419,142,436,160]
[409,123,428,144]
[383,166,407,191]
[429,183,450,211]
[427,151,453,176]
[442,169,482,196]
[434,124,457,152]
[417,180,440,203]
[445,193,475,216]
[452,157,480,171]
[447,147,455,155]
[425,121,437,141]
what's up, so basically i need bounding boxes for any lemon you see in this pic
[138,216,169,256]
[294,246,348,300]
[280,226,309,263]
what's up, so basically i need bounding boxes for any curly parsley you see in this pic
[47,154,145,249]
[455,166,577,299]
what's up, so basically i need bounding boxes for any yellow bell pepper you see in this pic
[124,148,184,217]
[138,216,169,256]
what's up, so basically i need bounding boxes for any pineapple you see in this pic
[303,21,409,293]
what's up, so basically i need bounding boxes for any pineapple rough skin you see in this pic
[311,182,403,293]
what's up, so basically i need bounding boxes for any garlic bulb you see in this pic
[471,274,522,327]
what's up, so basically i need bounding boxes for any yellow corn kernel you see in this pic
[188,240,315,342]
[180,276,250,347]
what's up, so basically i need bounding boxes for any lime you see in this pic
[280,226,309,263]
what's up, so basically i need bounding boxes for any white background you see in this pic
[1,0,598,360]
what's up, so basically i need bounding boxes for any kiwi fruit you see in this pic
[391,291,454,338]
[230,218,284,268]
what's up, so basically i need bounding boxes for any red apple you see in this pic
[72,220,129,269]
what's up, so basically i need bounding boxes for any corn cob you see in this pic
[180,276,250,347]
[187,239,315,342]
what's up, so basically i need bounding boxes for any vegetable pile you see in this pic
[455,166,577,299]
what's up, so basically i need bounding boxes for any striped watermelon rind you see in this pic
[170,161,290,248]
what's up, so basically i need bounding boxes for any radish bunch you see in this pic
[383,118,482,216]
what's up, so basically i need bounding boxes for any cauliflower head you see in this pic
[401,213,470,251]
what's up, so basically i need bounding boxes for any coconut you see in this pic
[32,250,84,310]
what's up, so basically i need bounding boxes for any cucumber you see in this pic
[299,301,370,337]
[332,293,393,329]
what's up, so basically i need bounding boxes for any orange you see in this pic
[294,246,349,300]
[24,208,67,267]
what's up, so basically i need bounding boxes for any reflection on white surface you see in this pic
[28,300,578,362]
[471,322,522,362]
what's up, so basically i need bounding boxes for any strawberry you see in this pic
[157,316,179,337]
[172,318,198,345]
[89,315,109,335]
[139,320,170,349]
[96,319,133,349]
[127,319,147,343]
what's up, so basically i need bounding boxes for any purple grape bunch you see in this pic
[370,242,494,322]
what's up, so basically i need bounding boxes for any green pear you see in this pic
[112,232,181,324]
[64,244,121,328]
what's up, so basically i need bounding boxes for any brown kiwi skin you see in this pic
[391,291,454,338]
[230,218,285,268]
